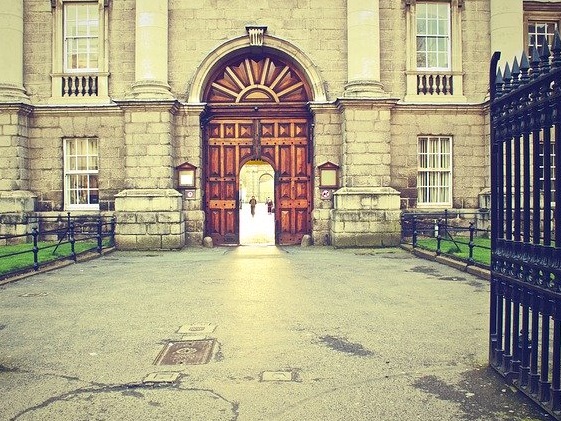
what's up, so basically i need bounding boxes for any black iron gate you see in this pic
[490,32,561,419]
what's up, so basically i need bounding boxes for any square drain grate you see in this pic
[154,339,215,365]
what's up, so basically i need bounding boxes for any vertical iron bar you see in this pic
[530,295,541,395]
[32,227,39,271]
[468,222,475,265]
[532,112,542,245]
[436,219,442,256]
[539,301,551,402]
[543,113,552,246]
[551,310,561,411]
[412,216,417,247]
[553,106,561,248]
[511,286,521,375]
[489,51,501,366]
[111,217,116,247]
[505,139,513,241]
[69,221,76,262]
[66,212,71,240]
[520,292,531,388]
[495,282,505,368]
[97,216,103,254]
[523,131,532,243]
[503,285,513,372]
[498,140,505,241]
[514,133,522,241]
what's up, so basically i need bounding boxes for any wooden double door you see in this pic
[204,117,311,245]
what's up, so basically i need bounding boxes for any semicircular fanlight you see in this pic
[206,56,310,103]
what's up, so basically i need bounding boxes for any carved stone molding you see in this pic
[245,26,267,47]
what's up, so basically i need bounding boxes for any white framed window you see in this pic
[524,3,561,55]
[404,0,465,101]
[64,138,99,210]
[51,0,109,100]
[64,2,99,72]
[528,20,557,54]
[417,136,452,206]
[416,2,451,70]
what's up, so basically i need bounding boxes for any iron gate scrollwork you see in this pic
[490,31,561,419]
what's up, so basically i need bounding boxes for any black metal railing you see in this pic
[0,213,115,279]
[490,31,561,420]
[401,210,491,268]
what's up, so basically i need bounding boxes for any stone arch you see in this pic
[187,34,327,103]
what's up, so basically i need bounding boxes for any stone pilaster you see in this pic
[128,0,173,99]
[0,104,36,216]
[0,0,29,102]
[339,99,393,188]
[490,0,524,67]
[114,103,184,250]
[344,0,386,98]
[332,99,400,247]
[122,104,175,189]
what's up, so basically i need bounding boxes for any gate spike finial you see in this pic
[540,41,551,74]
[530,46,541,80]
[511,57,520,88]
[495,66,504,97]
[520,52,530,84]
[503,62,512,93]
[552,30,561,68]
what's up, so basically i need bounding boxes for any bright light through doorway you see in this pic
[239,161,275,245]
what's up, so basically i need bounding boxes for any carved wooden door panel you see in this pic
[260,119,311,245]
[205,120,254,245]
[204,118,311,246]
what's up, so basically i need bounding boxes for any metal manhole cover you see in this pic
[154,340,215,365]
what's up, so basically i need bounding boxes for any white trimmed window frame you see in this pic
[417,135,453,207]
[405,0,466,103]
[524,2,561,55]
[416,2,451,70]
[64,137,100,211]
[51,0,110,103]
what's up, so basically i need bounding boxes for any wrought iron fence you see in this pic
[490,31,561,419]
[0,213,115,279]
[401,209,491,268]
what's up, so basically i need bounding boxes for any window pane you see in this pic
[64,3,99,71]
[417,19,427,34]
[417,136,452,204]
[65,138,99,207]
[417,52,427,68]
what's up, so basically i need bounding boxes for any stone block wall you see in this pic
[390,105,488,210]
[115,189,185,249]
[330,187,401,247]
[29,108,125,212]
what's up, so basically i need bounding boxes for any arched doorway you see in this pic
[202,53,313,246]
[239,160,275,245]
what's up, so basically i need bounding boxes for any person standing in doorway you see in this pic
[249,196,257,217]
[266,197,273,214]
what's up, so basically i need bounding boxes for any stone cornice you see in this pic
[0,103,34,116]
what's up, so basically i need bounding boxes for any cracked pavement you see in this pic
[0,246,551,420]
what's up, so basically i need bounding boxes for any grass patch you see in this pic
[416,236,491,267]
[0,239,109,276]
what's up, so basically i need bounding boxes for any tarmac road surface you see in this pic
[0,245,551,421]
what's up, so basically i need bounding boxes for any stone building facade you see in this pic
[0,0,555,248]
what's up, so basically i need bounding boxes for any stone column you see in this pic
[114,104,185,250]
[0,0,28,102]
[344,0,386,98]
[128,0,173,99]
[490,0,524,67]
[0,0,34,222]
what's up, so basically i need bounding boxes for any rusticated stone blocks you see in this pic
[330,187,401,248]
